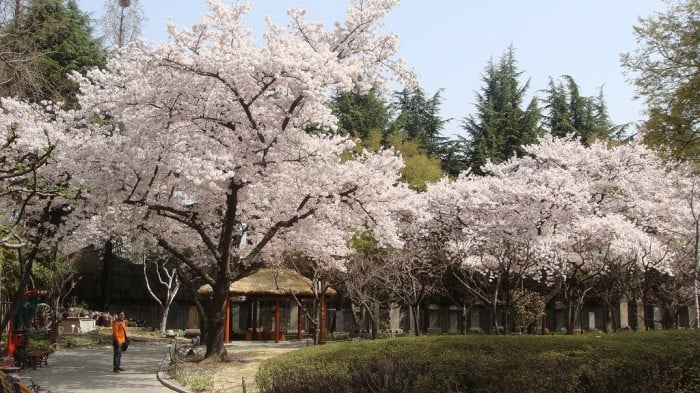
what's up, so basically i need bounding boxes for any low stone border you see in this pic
[156,350,192,393]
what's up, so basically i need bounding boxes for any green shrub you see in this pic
[256,330,700,393]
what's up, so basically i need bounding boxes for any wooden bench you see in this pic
[0,360,15,368]
[0,365,20,375]
[0,370,36,393]
[26,350,49,369]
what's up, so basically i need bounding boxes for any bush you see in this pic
[256,330,700,393]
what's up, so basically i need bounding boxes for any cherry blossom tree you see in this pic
[421,134,693,333]
[68,0,412,360]
[0,98,80,342]
[660,172,700,327]
[336,232,389,339]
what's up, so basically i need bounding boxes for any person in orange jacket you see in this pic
[112,311,128,373]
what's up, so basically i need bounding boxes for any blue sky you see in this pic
[77,0,667,138]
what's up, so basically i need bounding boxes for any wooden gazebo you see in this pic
[198,268,336,343]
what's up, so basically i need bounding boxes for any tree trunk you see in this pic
[160,305,170,335]
[641,298,651,330]
[411,304,421,336]
[203,281,230,361]
[177,265,208,343]
[101,240,113,310]
[361,303,377,339]
[490,302,498,334]
[566,298,574,334]
[491,276,502,335]
[462,302,469,335]
[694,216,700,328]
[370,302,379,339]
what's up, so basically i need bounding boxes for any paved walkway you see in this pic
[14,340,311,392]
[16,343,180,393]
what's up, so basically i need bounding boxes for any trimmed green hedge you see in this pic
[256,331,700,393]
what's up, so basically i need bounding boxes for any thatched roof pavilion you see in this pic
[197,267,336,297]
[197,268,335,343]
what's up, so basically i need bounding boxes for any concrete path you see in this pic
[16,343,178,393]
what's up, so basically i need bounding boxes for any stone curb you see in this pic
[156,351,192,393]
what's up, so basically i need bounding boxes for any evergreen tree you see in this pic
[462,46,541,175]
[0,0,106,108]
[390,87,469,177]
[328,86,446,190]
[390,87,448,157]
[328,87,389,140]
[543,75,619,145]
[439,138,470,178]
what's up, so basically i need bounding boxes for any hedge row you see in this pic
[256,330,700,393]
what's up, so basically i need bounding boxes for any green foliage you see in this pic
[621,0,700,161]
[386,134,443,191]
[508,289,545,330]
[542,75,620,144]
[256,331,700,393]
[462,46,542,175]
[349,231,381,255]
[0,247,21,294]
[0,0,106,108]
[352,127,383,153]
[329,87,390,140]
[390,88,448,157]
[390,87,466,177]
[328,86,457,183]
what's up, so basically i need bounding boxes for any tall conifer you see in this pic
[462,46,541,175]
[0,0,105,108]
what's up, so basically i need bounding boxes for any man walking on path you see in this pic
[112,311,128,373]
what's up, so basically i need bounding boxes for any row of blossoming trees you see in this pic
[417,136,699,335]
[0,0,698,361]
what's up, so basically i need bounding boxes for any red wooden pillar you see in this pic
[297,300,303,340]
[320,289,327,344]
[224,295,230,343]
[274,296,281,343]
[252,298,259,339]
[7,320,14,357]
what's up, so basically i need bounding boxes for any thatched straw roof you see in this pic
[197,268,336,297]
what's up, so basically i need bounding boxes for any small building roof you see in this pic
[197,268,336,297]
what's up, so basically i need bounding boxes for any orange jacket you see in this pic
[112,320,127,344]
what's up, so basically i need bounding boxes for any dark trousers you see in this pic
[113,341,123,369]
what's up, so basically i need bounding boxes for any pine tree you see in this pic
[543,75,619,145]
[462,46,541,175]
[390,87,448,157]
[389,87,468,177]
[0,0,106,108]
[328,87,389,140]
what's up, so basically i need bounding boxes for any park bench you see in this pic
[0,360,15,369]
[12,350,50,370]
[0,360,20,376]
[0,369,44,393]
[25,352,49,370]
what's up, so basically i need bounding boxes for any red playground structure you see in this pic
[6,289,48,358]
